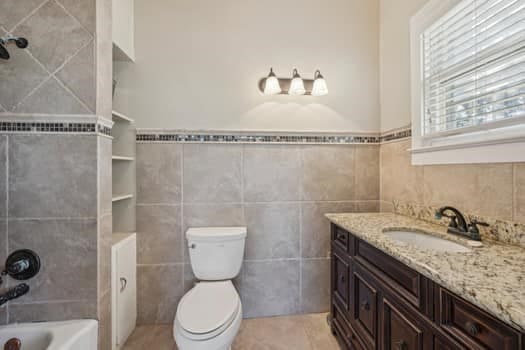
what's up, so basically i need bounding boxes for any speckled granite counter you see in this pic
[325,212,525,332]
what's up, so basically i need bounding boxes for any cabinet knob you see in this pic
[395,340,407,350]
[360,300,370,311]
[465,321,481,336]
[337,233,346,242]
[339,274,346,284]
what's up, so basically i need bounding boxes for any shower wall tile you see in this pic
[9,300,97,323]
[0,0,45,31]
[13,77,89,114]
[56,41,96,111]
[302,145,355,201]
[243,145,302,202]
[0,49,49,111]
[136,143,182,204]
[15,0,92,72]
[8,218,98,303]
[58,0,97,34]
[8,135,97,218]
[183,144,242,203]
[0,136,6,218]
[182,203,245,233]
[0,221,6,267]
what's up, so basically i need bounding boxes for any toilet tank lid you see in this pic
[186,227,247,241]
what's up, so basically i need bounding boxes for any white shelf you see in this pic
[112,110,134,123]
[112,155,134,161]
[112,194,133,203]
[112,232,136,246]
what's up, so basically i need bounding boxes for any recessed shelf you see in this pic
[112,110,134,123]
[112,155,134,161]
[112,194,133,202]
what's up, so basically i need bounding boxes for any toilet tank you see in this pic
[186,227,247,280]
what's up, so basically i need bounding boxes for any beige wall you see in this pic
[379,0,429,131]
[114,0,380,132]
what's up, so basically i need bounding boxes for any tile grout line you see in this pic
[54,0,95,39]
[180,144,185,291]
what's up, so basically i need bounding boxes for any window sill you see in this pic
[410,136,525,165]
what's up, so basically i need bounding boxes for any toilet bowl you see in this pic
[174,227,247,350]
[174,281,242,350]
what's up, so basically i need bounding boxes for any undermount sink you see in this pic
[383,230,472,253]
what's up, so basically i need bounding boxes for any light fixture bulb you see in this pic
[288,68,306,96]
[263,68,282,95]
[312,70,328,96]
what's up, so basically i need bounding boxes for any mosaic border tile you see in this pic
[136,126,412,144]
[0,116,113,136]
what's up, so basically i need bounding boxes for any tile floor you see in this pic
[122,313,340,350]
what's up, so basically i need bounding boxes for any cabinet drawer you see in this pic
[333,303,364,350]
[332,225,351,252]
[383,298,425,350]
[439,288,521,350]
[332,249,351,310]
[356,239,422,308]
[352,264,378,349]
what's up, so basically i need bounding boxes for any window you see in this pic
[410,0,525,164]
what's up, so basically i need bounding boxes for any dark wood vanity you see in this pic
[330,224,525,350]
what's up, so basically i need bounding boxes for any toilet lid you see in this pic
[177,281,240,335]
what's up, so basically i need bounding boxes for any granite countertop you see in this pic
[325,212,525,332]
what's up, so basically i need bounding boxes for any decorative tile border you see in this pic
[136,126,412,144]
[0,115,113,136]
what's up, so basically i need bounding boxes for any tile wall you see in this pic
[380,138,525,247]
[135,143,380,324]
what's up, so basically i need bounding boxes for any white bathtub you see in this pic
[0,320,98,350]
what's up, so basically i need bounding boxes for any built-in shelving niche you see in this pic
[112,110,136,235]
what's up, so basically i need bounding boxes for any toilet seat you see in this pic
[176,281,240,341]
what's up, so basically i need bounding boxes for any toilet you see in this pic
[174,227,247,350]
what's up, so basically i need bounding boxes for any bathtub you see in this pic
[0,320,98,350]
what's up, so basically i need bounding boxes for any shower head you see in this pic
[0,34,28,60]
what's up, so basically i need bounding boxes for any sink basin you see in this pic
[0,320,98,350]
[384,230,472,253]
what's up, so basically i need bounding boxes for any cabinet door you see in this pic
[332,249,350,310]
[351,264,378,349]
[383,297,424,350]
[116,236,137,346]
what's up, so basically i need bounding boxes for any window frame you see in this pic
[410,0,525,165]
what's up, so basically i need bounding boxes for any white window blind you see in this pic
[422,0,525,137]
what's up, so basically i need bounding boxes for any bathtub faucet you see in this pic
[0,283,29,306]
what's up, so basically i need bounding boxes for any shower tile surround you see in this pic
[0,0,113,348]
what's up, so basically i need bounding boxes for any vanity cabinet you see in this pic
[330,224,524,350]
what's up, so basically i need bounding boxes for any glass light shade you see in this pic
[312,71,328,96]
[288,69,306,95]
[264,75,282,95]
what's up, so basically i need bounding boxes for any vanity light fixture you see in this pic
[258,68,328,96]
[263,68,282,95]
[312,70,328,96]
[288,68,306,96]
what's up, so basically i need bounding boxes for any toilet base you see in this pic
[174,304,242,350]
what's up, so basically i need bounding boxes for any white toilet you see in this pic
[174,227,247,350]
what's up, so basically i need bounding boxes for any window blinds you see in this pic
[422,0,525,136]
